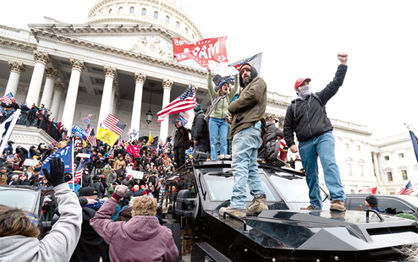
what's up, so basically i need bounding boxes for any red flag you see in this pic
[172,37,228,68]
[358,187,377,194]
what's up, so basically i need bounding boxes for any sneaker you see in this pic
[219,206,246,219]
[330,200,346,212]
[247,195,268,215]
[224,154,232,160]
[300,205,316,210]
[218,154,225,160]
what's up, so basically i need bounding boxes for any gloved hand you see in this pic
[42,157,65,187]
[114,185,129,197]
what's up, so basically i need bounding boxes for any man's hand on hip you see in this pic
[290,145,298,153]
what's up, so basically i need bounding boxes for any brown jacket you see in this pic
[228,77,267,139]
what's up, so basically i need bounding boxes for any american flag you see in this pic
[85,125,97,147]
[157,85,197,122]
[68,161,83,185]
[103,114,126,135]
[398,181,415,195]
[0,93,14,105]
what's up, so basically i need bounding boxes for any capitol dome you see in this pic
[87,0,203,43]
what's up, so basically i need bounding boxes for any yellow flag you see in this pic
[148,131,154,143]
[96,127,120,146]
[83,140,87,148]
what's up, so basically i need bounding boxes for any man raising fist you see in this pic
[283,54,348,212]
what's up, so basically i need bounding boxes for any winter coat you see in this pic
[70,206,104,262]
[92,181,105,198]
[228,64,267,139]
[0,183,82,262]
[191,112,209,150]
[207,73,239,120]
[283,64,348,146]
[90,198,178,262]
[173,126,190,149]
[259,122,284,160]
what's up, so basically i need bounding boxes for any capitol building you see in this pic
[0,0,416,195]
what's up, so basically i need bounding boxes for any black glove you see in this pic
[42,157,65,187]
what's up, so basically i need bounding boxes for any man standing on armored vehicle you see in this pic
[284,53,348,212]
[219,63,268,218]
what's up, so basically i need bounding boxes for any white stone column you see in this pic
[97,66,116,130]
[159,79,173,143]
[40,68,58,109]
[26,51,49,106]
[50,80,64,120]
[131,73,146,132]
[62,59,84,131]
[110,82,117,115]
[5,62,25,96]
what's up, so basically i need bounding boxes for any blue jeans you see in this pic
[209,117,228,160]
[298,131,345,209]
[230,126,265,209]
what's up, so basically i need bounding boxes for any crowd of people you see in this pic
[0,53,358,261]
[1,99,65,141]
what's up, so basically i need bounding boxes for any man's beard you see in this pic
[243,76,251,86]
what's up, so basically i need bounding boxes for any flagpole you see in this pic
[71,136,75,191]
[0,109,21,156]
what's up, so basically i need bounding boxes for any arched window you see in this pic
[165,15,170,24]
[129,6,135,14]
[142,8,147,16]
[176,21,180,28]
[109,8,113,14]
[118,7,123,14]
[153,11,158,19]
[185,27,188,34]
[192,34,195,40]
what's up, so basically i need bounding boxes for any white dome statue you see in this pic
[87,0,203,43]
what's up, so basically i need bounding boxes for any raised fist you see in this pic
[114,185,129,197]
[337,53,348,65]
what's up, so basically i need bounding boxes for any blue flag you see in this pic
[41,141,73,176]
[410,130,418,162]
[72,124,88,139]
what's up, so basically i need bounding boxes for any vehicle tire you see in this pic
[165,222,182,261]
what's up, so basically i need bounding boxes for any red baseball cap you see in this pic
[294,78,311,90]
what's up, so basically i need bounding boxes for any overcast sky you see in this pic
[1,0,417,138]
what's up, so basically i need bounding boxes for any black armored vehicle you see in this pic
[164,160,418,261]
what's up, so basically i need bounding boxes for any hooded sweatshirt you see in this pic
[0,183,82,262]
[90,197,178,262]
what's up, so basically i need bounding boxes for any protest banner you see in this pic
[23,159,39,166]
[71,124,88,139]
[172,36,228,67]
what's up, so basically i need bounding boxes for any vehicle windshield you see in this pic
[0,188,39,213]
[204,174,279,202]
[270,173,311,203]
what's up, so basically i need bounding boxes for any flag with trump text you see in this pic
[172,37,228,68]
[157,85,197,122]
[41,141,73,176]
[398,181,415,195]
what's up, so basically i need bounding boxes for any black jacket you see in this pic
[191,112,209,145]
[284,64,347,146]
[174,126,190,149]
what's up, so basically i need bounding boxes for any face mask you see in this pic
[298,85,311,100]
